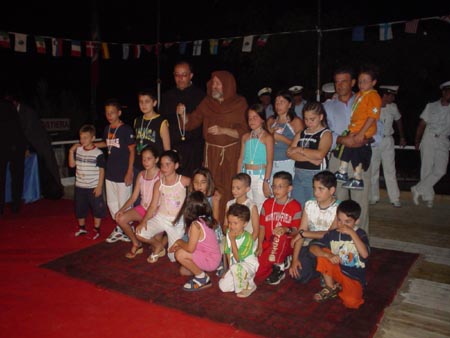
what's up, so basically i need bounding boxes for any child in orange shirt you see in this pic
[335,65,381,190]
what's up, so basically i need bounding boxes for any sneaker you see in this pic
[237,285,257,298]
[266,265,286,285]
[335,172,349,183]
[283,255,292,270]
[216,260,225,277]
[411,186,420,205]
[120,233,131,242]
[342,178,364,190]
[106,226,124,243]
[75,228,87,237]
[392,201,402,208]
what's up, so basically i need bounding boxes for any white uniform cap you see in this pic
[379,85,399,95]
[289,85,303,95]
[258,87,272,96]
[321,82,335,94]
[440,80,450,90]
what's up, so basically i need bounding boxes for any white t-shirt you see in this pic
[303,199,340,246]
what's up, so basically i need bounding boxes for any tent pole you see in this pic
[156,0,161,108]
[316,0,322,102]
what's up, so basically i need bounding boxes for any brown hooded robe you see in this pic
[186,71,248,224]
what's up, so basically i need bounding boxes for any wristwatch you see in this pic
[299,229,305,238]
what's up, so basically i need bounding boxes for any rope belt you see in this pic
[205,141,239,166]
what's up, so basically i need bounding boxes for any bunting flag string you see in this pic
[0,13,448,59]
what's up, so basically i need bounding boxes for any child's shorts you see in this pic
[134,204,147,217]
[75,187,107,219]
[340,144,372,171]
[316,249,365,309]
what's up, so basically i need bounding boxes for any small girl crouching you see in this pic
[169,191,222,291]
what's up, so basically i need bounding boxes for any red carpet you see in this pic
[0,199,257,338]
[1,199,418,338]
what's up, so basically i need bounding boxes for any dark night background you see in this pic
[1,0,449,190]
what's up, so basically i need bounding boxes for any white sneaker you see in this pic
[75,228,87,237]
[410,186,420,205]
[106,226,124,243]
[392,201,402,208]
[237,285,257,298]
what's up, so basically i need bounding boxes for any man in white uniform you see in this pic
[411,81,450,208]
[369,86,406,207]
[289,85,307,118]
[258,87,275,119]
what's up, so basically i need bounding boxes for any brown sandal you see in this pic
[125,244,143,259]
[313,286,338,303]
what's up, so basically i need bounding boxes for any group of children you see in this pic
[70,66,378,307]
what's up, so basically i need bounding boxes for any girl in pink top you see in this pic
[169,191,222,291]
[116,146,160,259]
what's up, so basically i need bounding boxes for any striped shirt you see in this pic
[74,146,105,189]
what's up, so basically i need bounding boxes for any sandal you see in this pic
[313,286,338,303]
[183,274,211,292]
[125,244,143,259]
[147,248,166,263]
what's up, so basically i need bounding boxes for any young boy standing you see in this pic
[309,200,370,309]
[134,89,170,171]
[97,99,136,243]
[68,124,106,239]
[335,65,381,190]
[219,203,259,298]
[289,171,339,284]
[224,173,260,253]
[255,171,302,285]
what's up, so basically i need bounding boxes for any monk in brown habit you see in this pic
[177,70,248,225]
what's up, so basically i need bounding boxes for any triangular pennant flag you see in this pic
[85,41,96,58]
[379,23,393,41]
[221,38,233,47]
[242,35,253,52]
[352,26,365,41]
[192,40,202,56]
[179,42,187,55]
[51,38,63,57]
[0,31,11,48]
[440,14,450,23]
[134,44,141,58]
[71,40,81,57]
[35,36,46,54]
[405,19,419,34]
[14,33,27,53]
[122,44,129,60]
[257,35,269,47]
[101,42,110,59]
[209,39,218,55]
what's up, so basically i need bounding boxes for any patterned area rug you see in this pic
[41,241,418,338]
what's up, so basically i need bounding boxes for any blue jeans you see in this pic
[292,168,320,209]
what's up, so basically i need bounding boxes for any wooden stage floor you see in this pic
[370,189,450,338]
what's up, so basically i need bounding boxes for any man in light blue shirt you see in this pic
[324,66,371,234]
